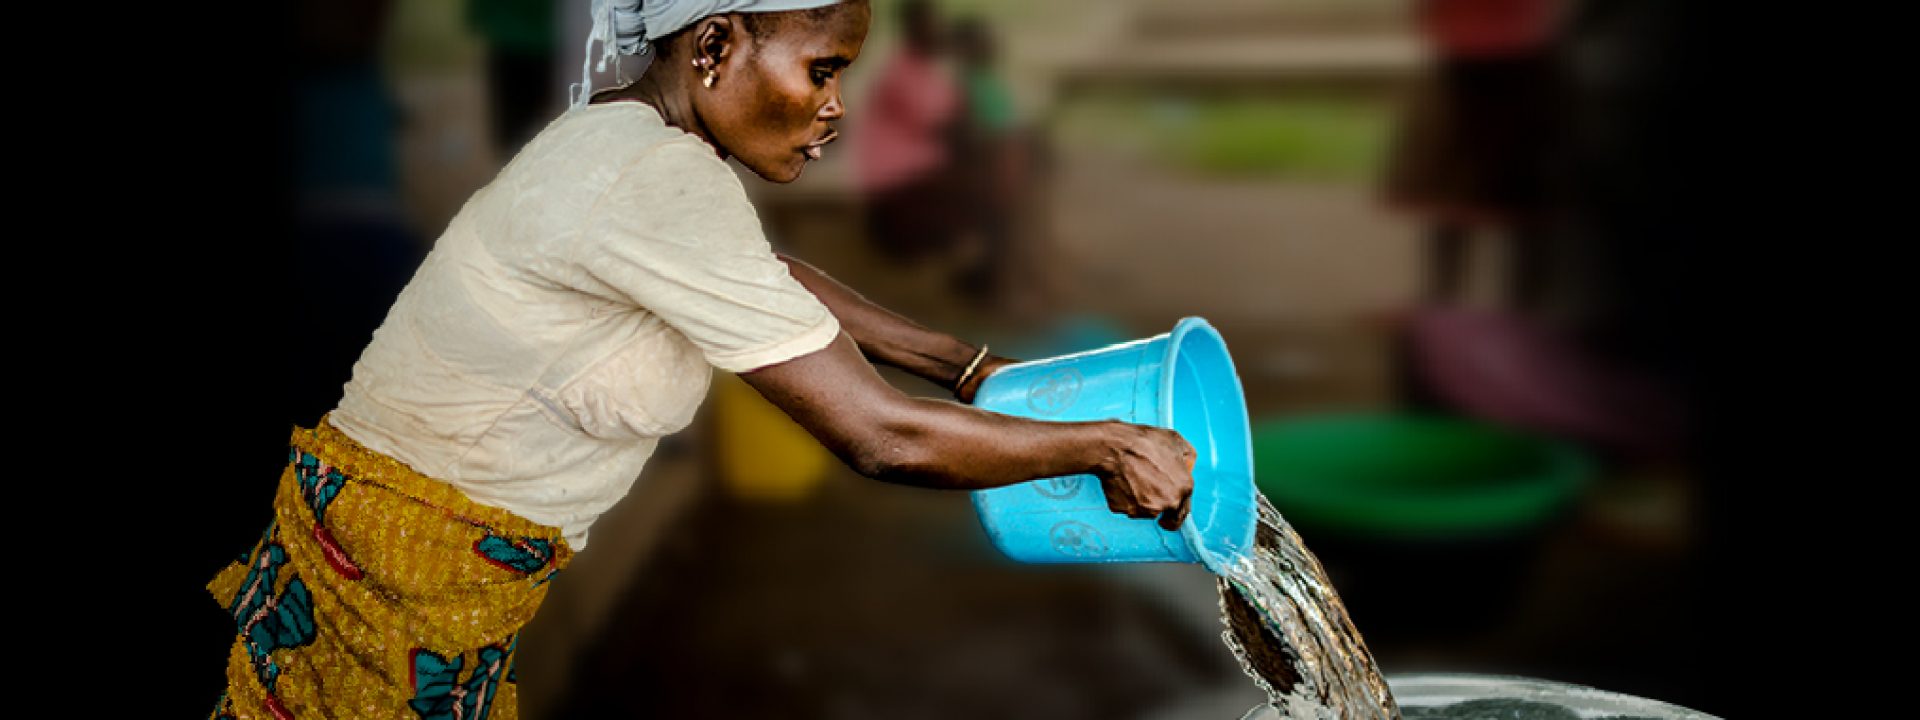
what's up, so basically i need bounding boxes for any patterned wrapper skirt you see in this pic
[207,415,574,719]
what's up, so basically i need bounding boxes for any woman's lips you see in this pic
[805,129,839,160]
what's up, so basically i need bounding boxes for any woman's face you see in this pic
[698,3,871,183]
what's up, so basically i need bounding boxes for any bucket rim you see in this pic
[1383,672,1721,719]
[1162,316,1256,573]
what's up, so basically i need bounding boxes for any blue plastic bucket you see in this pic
[967,317,1257,575]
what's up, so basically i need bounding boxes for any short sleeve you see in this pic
[573,140,840,373]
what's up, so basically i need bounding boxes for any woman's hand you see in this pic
[954,354,1016,405]
[1092,422,1198,531]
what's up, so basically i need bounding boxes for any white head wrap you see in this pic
[571,0,847,110]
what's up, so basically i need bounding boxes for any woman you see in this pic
[207,1,1197,717]
[853,0,964,268]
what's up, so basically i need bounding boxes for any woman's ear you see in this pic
[693,16,739,72]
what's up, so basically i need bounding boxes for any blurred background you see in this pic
[156,0,1750,716]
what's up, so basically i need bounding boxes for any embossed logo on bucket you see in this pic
[1049,520,1110,558]
[1034,475,1084,499]
[1027,368,1083,416]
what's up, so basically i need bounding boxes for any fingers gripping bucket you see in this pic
[967,317,1257,575]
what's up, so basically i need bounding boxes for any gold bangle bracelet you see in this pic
[955,344,991,393]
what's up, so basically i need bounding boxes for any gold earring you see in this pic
[694,57,717,88]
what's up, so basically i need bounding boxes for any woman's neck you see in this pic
[591,69,726,159]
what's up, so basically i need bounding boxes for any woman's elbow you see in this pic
[845,420,941,487]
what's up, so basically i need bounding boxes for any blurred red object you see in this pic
[1416,0,1561,58]
[1407,306,1687,459]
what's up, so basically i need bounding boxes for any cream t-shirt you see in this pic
[330,100,841,549]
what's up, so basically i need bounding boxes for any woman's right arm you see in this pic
[739,331,1197,530]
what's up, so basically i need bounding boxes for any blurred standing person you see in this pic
[948,16,1036,315]
[469,0,562,155]
[1384,0,1568,310]
[1383,0,1690,457]
[853,0,962,268]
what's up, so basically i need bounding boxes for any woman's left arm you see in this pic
[778,253,1014,403]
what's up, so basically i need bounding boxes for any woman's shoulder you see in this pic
[509,102,704,176]
[450,104,731,265]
